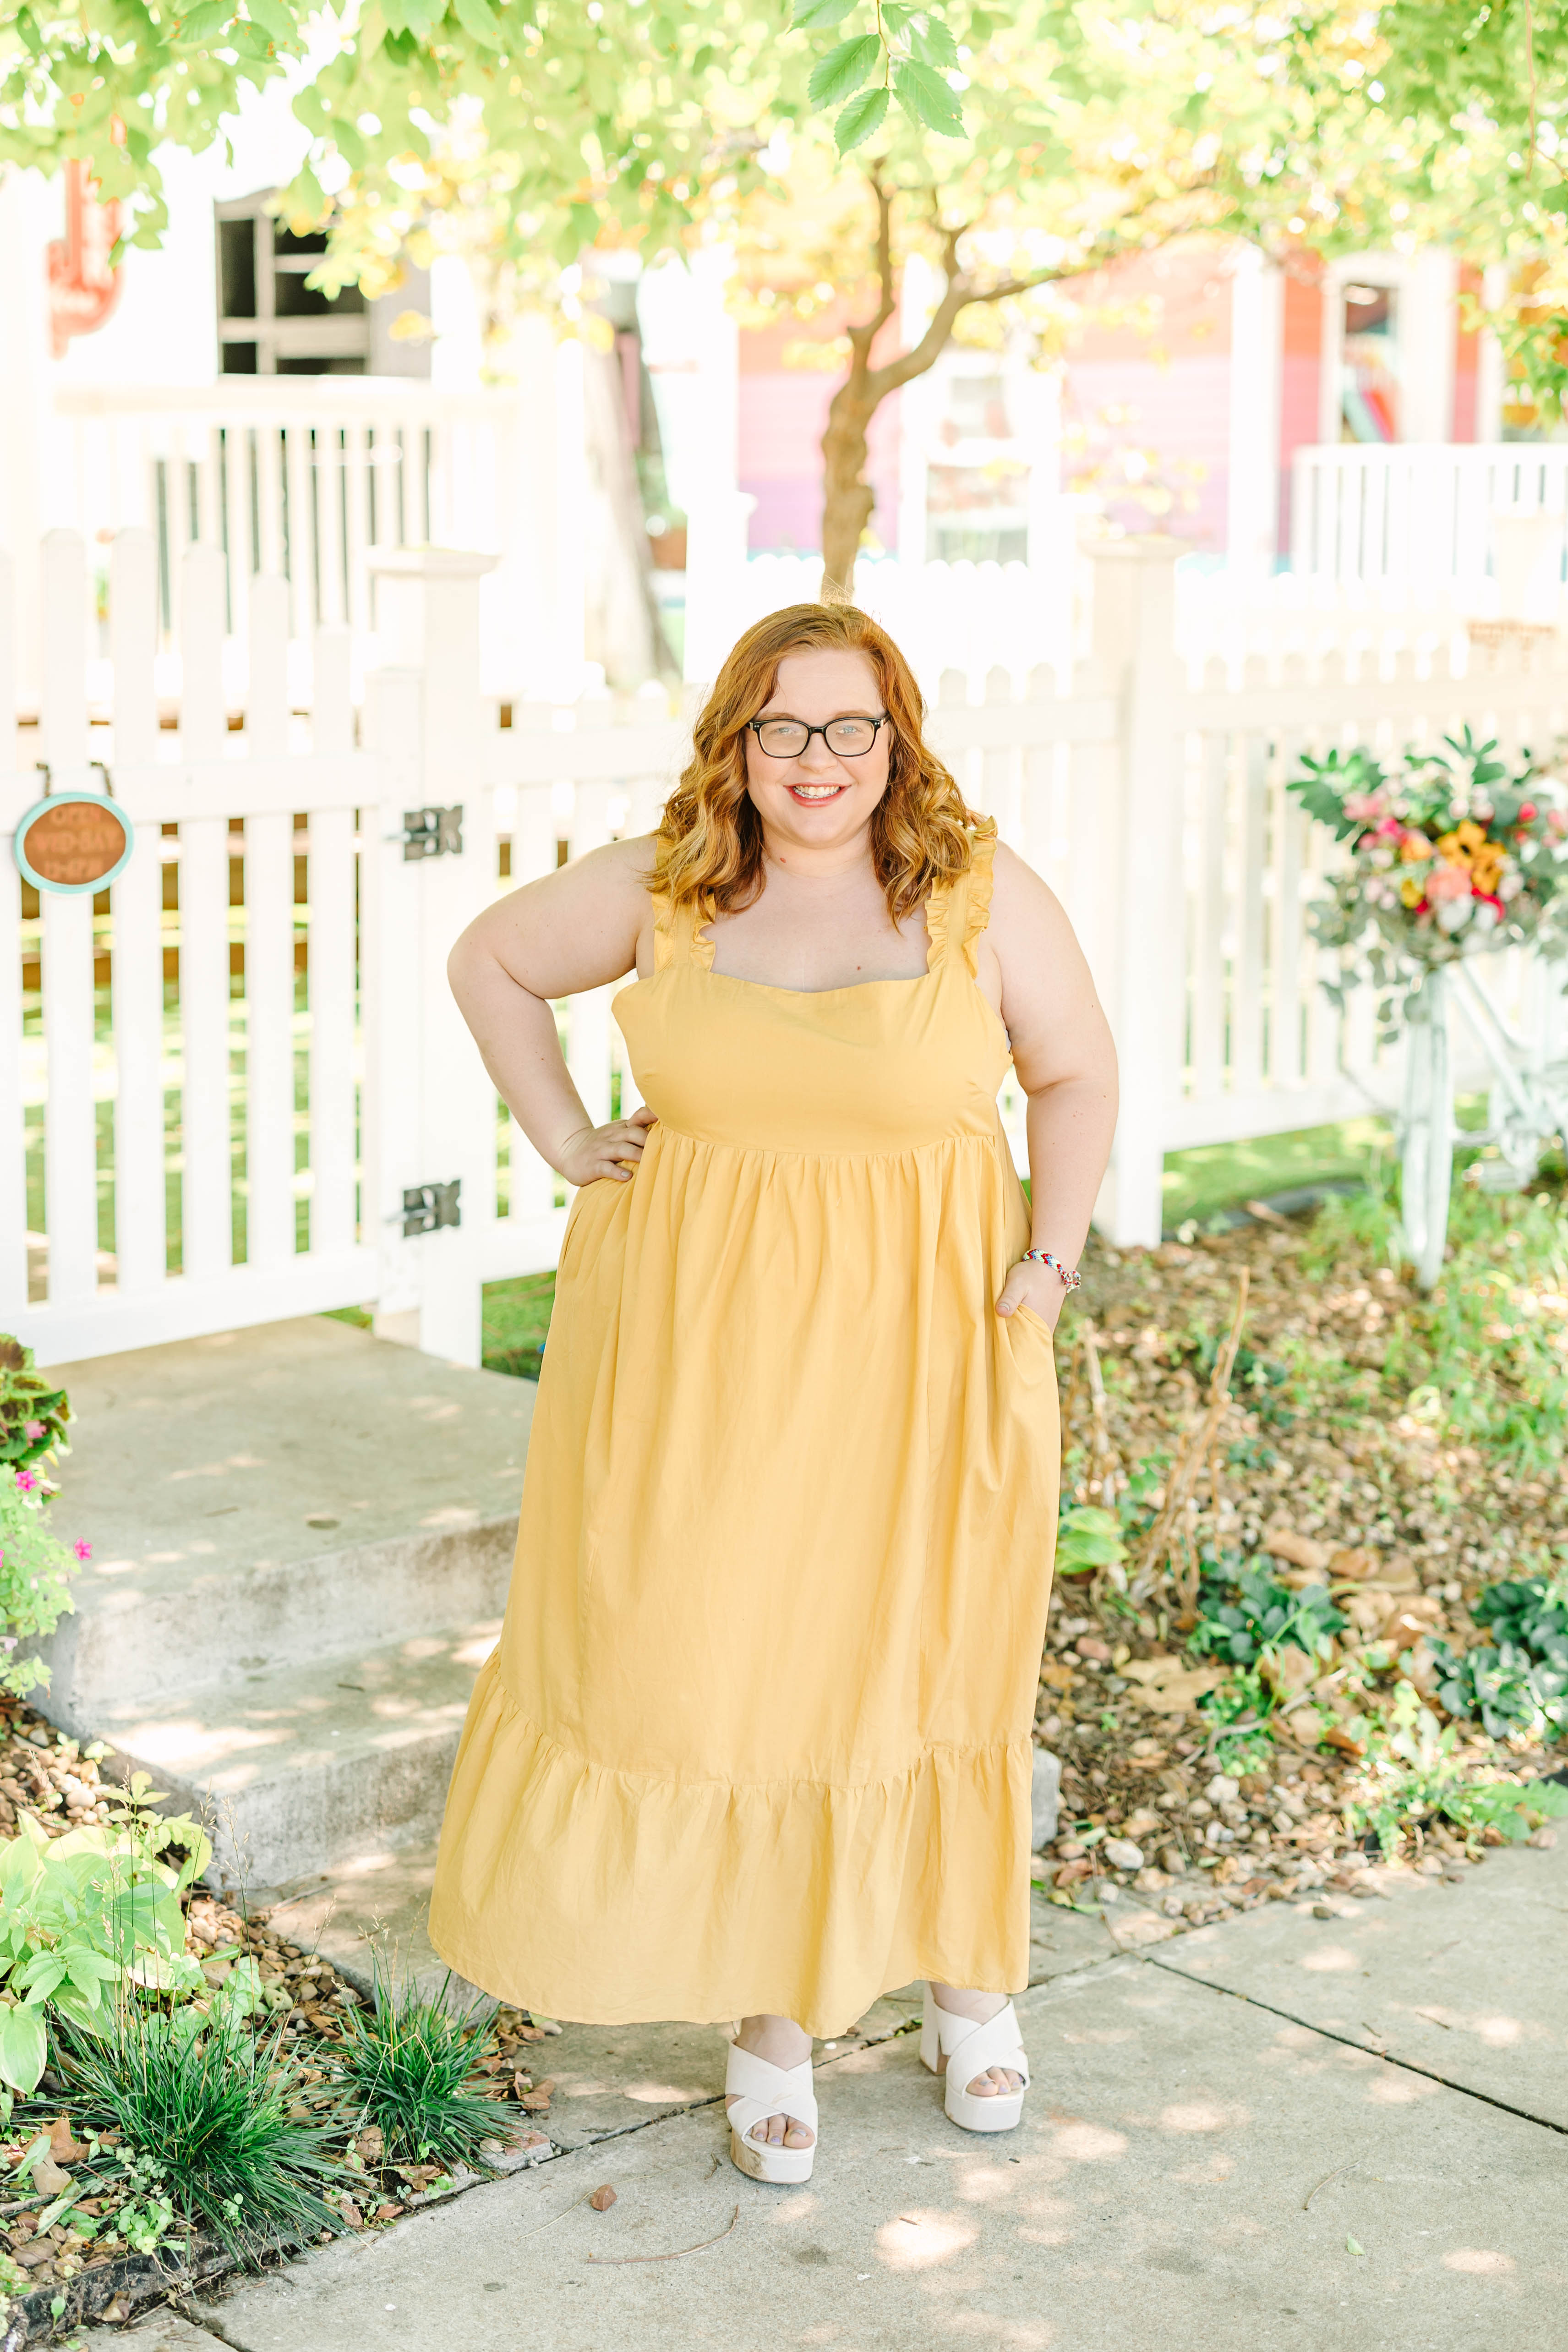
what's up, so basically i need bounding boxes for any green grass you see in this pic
[1161,1115,1394,1229]
[335,1969,503,2168]
[59,2008,345,2265]
[481,1271,555,1380]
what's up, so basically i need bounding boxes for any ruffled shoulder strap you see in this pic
[925,823,997,979]
[650,888,716,973]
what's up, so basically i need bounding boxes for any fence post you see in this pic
[1086,538,1184,1251]
[365,547,499,1365]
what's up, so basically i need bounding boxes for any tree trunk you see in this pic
[820,369,880,600]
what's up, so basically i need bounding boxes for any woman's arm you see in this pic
[979,844,1120,1329]
[447,835,658,1187]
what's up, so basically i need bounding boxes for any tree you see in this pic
[15,0,1568,589]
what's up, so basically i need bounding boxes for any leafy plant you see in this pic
[0,1340,70,1473]
[1349,1681,1568,1855]
[1429,1632,1568,1744]
[1198,1666,1277,1773]
[1191,1562,1345,1669]
[336,1967,501,2169]
[1291,1185,1568,1474]
[0,1793,211,2095]
[0,1464,88,1700]
[58,2007,345,2265]
[1054,1505,1126,1581]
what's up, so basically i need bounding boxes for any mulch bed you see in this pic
[1033,1213,1563,1933]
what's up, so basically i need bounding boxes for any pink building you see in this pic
[735,239,1502,571]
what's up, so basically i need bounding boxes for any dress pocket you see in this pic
[1010,1303,1056,1342]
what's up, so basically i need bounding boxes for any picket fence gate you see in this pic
[5,528,1568,1372]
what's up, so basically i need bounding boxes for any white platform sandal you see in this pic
[920,1992,1030,2133]
[725,2042,818,2185]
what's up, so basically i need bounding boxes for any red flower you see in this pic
[1519,802,1538,825]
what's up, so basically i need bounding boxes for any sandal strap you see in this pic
[725,2044,818,2139]
[935,2001,1029,2086]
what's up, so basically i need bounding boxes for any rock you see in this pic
[1102,1838,1144,1871]
[588,2184,617,2210]
[1031,1747,1060,1848]
[1074,1637,1112,1663]
[1262,1528,1333,1575]
[1204,1774,1240,1805]
[1133,1865,1172,1892]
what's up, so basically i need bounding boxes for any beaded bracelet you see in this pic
[1022,1248,1082,1291]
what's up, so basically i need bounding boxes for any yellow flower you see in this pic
[1399,874,1426,908]
[1471,846,1505,896]
[1456,819,1487,853]
[1435,830,1471,866]
[1401,831,1433,862]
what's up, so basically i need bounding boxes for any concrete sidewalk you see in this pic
[105,1837,1568,2352]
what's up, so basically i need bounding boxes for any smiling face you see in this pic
[742,648,893,857]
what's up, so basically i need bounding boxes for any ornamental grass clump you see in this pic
[336,1966,501,2169]
[58,2006,345,2265]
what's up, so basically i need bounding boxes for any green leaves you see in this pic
[892,54,963,134]
[791,0,967,150]
[0,2005,47,2098]
[834,84,889,152]
[171,0,235,40]
[245,0,302,48]
[1054,1504,1127,1577]
[452,0,505,49]
[808,33,880,106]
[790,0,858,24]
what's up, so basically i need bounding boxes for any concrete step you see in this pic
[38,1315,533,1721]
[93,1618,499,1890]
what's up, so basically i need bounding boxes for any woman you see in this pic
[430,603,1117,2184]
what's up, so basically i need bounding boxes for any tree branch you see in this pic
[844,168,897,368]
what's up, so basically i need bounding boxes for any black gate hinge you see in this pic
[396,805,464,860]
[401,1179,461,1238]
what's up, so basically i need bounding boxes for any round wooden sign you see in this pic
[12,791,134,895]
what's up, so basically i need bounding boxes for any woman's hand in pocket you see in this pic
[557,1106,657,1186]
[995,1257,1066,1332]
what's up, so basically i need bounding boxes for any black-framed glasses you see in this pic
[748,715,890,759]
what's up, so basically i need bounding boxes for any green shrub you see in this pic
[1191,1560,1346,1669]
[0,1341,70,1472]
[1349,1681,1568,1853]
[0,1336,87,1695]
[1428,1575,1568,1742]
[0,1786,211,2098]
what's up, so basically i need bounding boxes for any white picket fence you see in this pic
[5,527,1568,1371]
[1291,442,1568,593]
[46,381,541,710]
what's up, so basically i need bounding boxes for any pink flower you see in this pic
[72,1539,92,1562]
[14,1469,37,1495]
[1519,802,1539,825]
[1426,865,1472,902]
[22,1422,44,1444]
[1375,816,1404,838]
[1344,791,1387,823]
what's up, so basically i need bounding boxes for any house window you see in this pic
[215,194,430,377]
[1340,283,1399,443]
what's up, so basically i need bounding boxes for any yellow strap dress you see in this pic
[429,833,1060,2038]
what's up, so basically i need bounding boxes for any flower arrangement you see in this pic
[1288,728,1568,1037]
[0,1340,85,1699]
